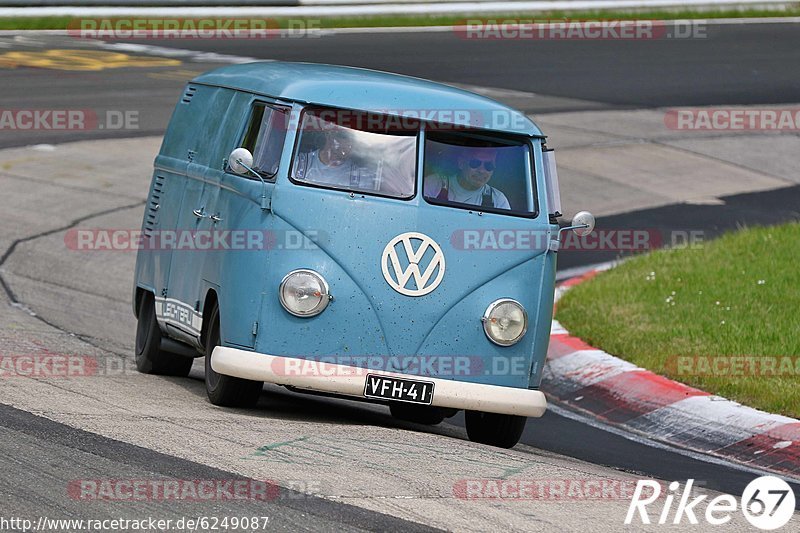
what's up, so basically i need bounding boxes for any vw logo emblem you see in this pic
[381,232,446,297]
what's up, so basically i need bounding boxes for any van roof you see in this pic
[191,61,543,137]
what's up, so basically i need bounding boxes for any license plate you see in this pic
[363,374,434,405]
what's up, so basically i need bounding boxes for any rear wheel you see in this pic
[204,304,263,408]
[389,403,447,425]
[465,410,527,448]
[135,292,193,377]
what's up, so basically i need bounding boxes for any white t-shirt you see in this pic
[424,174,511,210]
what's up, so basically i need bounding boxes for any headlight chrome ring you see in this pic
[279,269,332,317]
[482,298,528,346]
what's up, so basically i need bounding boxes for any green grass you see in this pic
[1,8,800,31]
[556,222,800,418]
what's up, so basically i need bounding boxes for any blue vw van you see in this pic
[133,62,593,448]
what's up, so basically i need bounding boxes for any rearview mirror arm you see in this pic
[234,157,270,211]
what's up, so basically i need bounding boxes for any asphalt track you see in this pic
[0,403,441,532]
[3,22,800,149]
[112,22,800,109]
[1,22,799,529]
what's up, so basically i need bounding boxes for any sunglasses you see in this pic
[468,159,495,172]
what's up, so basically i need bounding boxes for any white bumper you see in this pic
[211,346,547,418]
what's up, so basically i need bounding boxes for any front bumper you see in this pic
[212,346,547,417]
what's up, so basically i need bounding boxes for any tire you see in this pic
[465,410,527,449]
[204,304,263,408]
[389,403,447,425]
[135,292,193,377]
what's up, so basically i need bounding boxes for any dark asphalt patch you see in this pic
[0,402,442,532]
[558,184,800,270]
[106,22,800,109]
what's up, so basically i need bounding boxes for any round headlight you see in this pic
[482,299,528,346]
[279,269,331,317]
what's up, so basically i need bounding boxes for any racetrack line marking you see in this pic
[0,402,443,532]
[91,39,261,64]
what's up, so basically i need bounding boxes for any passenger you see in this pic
[425,147,510,210]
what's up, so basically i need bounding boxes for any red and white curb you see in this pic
[544,267,800,481]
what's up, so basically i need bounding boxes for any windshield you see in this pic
[423,133,536,216]
[291,109,417,198]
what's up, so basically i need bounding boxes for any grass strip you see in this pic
[556,222,800,418]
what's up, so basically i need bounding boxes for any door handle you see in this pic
[193,207,221,223]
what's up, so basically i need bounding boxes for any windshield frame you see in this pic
[288,106,420,201]
[421,129,540,219]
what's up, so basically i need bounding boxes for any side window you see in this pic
[238,103,289,179]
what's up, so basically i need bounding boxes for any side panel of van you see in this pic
[162,86,239,345]
[134,167,181,301]
[215,95,293,348]
[133,84,196,316]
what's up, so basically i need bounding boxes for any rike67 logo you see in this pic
[626,477,795,530]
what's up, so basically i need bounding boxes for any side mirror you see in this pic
[227,147,270,211]
[228,147,254,176]
[570,211,595,236]
[557,211,596,238]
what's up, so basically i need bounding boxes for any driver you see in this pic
[424,146,510,210]
[294,127,358,187]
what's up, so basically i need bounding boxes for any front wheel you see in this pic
[204,304,263,408]
[465,410,527,448]
[135,292,193,377]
